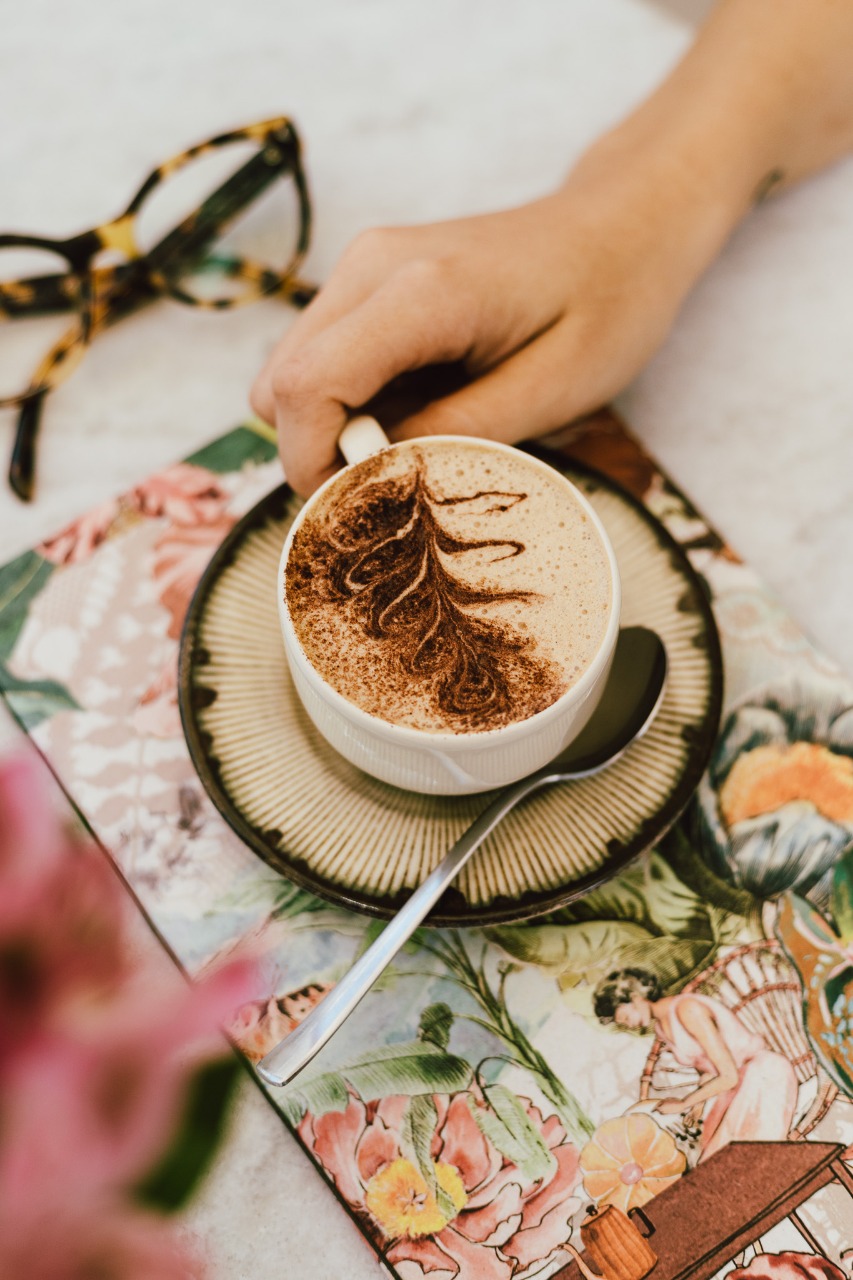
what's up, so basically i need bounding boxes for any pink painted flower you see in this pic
[131,463,230,526]
[37,495,122,565]
[730,1253,846,1280]
[132,660,182,738]
[150,516,235,640]
[299,1089,582,1279]
[37,462,231,570]
[229,982,333,1063]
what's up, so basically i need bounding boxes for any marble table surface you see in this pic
[2,0,851,1275]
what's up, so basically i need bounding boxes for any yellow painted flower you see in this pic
[579,1113,685,1214]
[719,741,853,827]
[696,679,853,904]
[364,1157,467,1239]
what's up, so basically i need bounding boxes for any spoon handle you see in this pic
[256,773,542,1088]
[256,625,666,1090]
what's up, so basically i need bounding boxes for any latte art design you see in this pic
[286,442,612,734]
[334,464,556,723]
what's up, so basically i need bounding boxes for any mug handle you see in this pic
[338,415,391,466]
[628,1205,656,1238]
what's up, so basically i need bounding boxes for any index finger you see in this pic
[270,258,479,495]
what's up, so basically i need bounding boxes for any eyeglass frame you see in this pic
[0,115,316,499]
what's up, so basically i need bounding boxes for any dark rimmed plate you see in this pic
[178,455,722,925]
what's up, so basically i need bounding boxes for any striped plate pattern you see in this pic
[179,461,722,924]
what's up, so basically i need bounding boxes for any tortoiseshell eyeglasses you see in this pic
[0,116,316,500]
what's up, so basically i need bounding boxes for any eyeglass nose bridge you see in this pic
[95,213,142,264]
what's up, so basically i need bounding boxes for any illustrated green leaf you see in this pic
[351,923,425,987]
[270,879,337,921]
[279,1068,350,1124]
[277,1091,308,1127]
[0,664,80,731]
[544,869,652,931]
[214,874,329,920]
[400,1094,438,1174]
[341,1041,472,1100]
[399,1094,458,1217]
[490,915,716,995]
[489,919,655,985]
[659,825,760,920]
[283,1040,472,1120]
[831,845,853,943]
[590,936,716,995]
[185,424,278,473]
[468,1085,556,1183]
[133,1055,242,1212]
[642,851,714,938]
[0,551,54,661]
[418,1003,454,1050]
[544,851,710,939]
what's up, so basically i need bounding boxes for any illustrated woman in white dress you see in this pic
[594,969,798,1162]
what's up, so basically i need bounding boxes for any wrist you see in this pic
[556,113,753,293]
[594,0,853,215]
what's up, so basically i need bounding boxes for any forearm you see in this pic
[655,0,853,193]
[681,1072,737,1108]
[560,0,853,285]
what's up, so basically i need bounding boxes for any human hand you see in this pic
[685,1102,705,1129]
[250,129,744,496]
[654,1097,692,1117]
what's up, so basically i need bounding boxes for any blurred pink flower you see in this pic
[299,1089,582,1280]
[0,1200,206,1280]
[0,758,128,1065]
[0,751,256,1278]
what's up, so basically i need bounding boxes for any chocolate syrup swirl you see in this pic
[288,452,566,731]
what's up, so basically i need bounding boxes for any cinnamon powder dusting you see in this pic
[286,447,575,733]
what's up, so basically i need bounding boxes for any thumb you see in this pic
[388,317,603,448]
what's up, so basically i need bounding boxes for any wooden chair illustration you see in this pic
[639,939,838,1140]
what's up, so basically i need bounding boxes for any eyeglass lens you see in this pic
[136,138,304,303]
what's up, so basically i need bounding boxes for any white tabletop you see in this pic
[2,0,852,1275]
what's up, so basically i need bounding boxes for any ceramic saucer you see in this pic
[178,455,722,924]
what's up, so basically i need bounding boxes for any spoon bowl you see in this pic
[258,625,667,1088]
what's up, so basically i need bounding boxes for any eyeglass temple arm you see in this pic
[7,263,161,500]
[7,315,98,501]
[9,392,46,502]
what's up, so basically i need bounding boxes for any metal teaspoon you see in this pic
[257,625,667,1088]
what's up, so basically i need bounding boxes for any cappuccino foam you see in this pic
[285,439,612,734]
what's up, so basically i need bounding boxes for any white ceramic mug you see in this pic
[277,417,621,795]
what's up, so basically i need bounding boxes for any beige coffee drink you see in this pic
[285,439,613,734]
